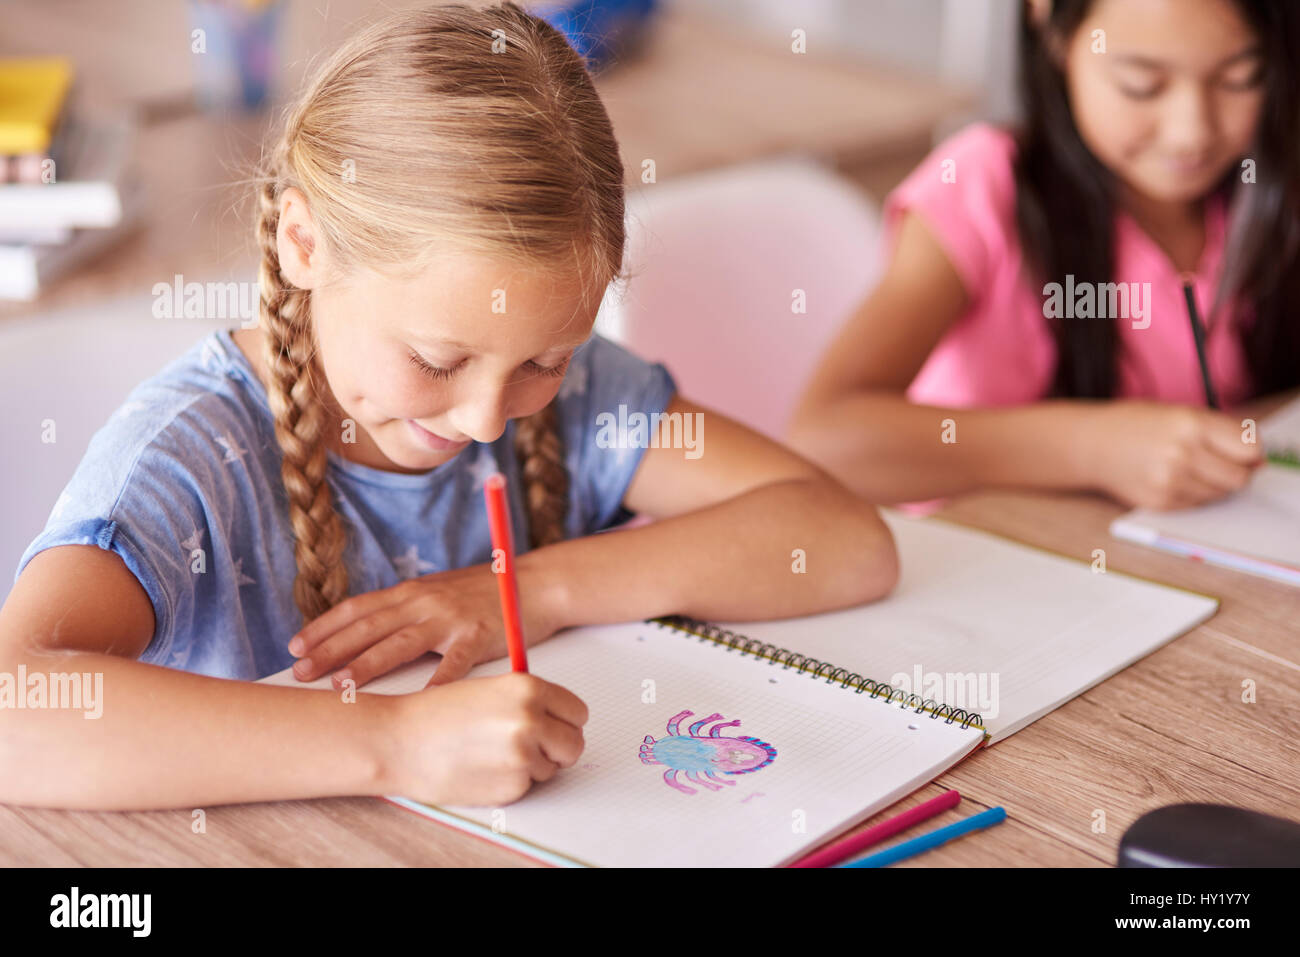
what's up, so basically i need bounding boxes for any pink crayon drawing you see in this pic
[639,710,777,795]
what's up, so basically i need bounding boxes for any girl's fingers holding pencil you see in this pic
[387,674,586,805]
[523,743,562,784]
[541,681,589,729]
[1155,457,1232,508]
[1201,415,1265,465]
[1191,444,1257,494]
[1169,474,1230,509]
[537,714,586,769]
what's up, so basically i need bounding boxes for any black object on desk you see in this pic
[1119,803,1300,867]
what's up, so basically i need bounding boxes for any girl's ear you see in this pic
[276,186,324,290]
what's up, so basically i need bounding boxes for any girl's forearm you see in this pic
[0,646,399,810]
[787,392,1101,503]
[519,476,898,629]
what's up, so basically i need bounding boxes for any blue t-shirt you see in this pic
[15,328,676,681]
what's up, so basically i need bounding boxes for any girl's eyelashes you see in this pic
[1111,64,1163,100]
[407,350,460,380]
[1219,62,1265,92]
[1114,73,1163,100]
[1118,83,1161,100]
[406,350,571,381]
[1113,60,1265,101]
[532,355,571,379]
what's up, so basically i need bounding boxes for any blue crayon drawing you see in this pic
[639,710,777,795]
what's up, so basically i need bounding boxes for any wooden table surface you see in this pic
[4,436,1297,867]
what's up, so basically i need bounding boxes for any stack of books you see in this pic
[0,56,143,300]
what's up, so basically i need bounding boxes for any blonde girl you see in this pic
[0,3,896,811]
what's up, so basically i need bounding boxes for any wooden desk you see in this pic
[3,426,1297,867]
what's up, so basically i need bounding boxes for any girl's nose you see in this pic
[449,391,510,445]
[1161,81,1217,156]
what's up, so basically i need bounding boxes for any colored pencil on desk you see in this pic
[484,473,528,673]
[791,789,962,868]
[838,806,1007,867]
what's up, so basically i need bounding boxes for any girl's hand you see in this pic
[381,672,588,807]
[1082,401,1264,510]
[287,562,562,689]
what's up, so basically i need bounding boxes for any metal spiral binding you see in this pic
[650,615,984,731]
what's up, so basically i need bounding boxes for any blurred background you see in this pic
[0,0,1021,596]
[0,0,1018,314]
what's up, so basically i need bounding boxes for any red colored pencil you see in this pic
[788,789,962,868]
[484,473,528,672]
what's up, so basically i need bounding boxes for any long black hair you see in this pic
[1014,0,1300,399]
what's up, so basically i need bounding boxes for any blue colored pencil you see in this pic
[838,806,1007,867]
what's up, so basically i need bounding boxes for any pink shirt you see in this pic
[885,123,1253,407]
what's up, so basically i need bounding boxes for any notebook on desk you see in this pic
[259,511,1217,867]
[1110,398,1300,587]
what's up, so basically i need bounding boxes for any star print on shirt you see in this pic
[466,445,500,491]
[180,528,205,553]
[215,431,248,463]
[392,544,436,580]
[232,556,257,587]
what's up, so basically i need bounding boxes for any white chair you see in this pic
[0,296,229,606]
[597,154,883,439]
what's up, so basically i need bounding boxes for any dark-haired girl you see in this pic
[789,0,1298,510]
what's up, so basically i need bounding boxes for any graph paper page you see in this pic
[261,620,983,867]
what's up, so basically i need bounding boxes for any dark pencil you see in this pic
[1182,278,1219,409]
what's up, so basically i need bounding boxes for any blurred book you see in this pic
[0,57,73,156]
[0,169,144,301]
[0,224,71,244]
[0,110,136,231]
[0,53,142,299]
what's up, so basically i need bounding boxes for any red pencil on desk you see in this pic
[789,788,962,868]
[484,473,528,672]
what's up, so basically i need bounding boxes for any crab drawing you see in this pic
[639,710,777,795]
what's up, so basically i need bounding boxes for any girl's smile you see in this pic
[406,418,471,452]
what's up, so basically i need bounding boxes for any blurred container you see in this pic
[530,0,658,71]
[188,0,286,111]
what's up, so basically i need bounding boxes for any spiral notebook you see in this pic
[259,512,1217,867]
